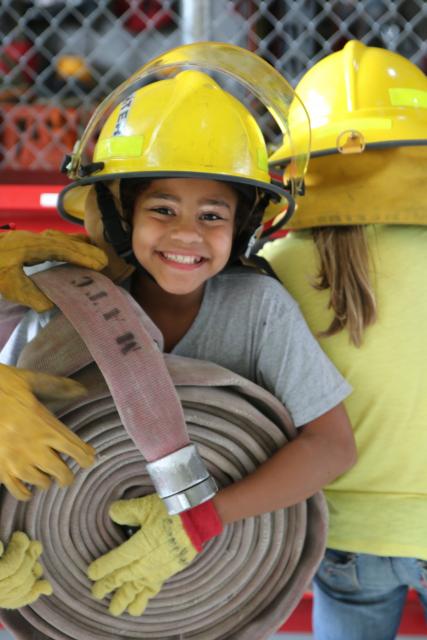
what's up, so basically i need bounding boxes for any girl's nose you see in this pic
[169,217,203,244]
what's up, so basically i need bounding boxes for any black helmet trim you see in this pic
[269,138,427,168]
[58,170,291,226]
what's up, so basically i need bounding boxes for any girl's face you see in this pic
[132,178,238,296]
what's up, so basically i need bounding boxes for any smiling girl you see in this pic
[0,64,356,616]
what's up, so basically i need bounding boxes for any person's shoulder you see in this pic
[261,231,314,263]
[215,265,281,290]
[370,224,427,244]
[213,266,298,312]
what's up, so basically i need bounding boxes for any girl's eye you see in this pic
[151,206,174,216]
[200,212,225,221]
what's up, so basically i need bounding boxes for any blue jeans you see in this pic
[313,549,427,640]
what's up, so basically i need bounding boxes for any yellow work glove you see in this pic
[88,494,223,617]
[0,363,95,501]
[0,229,108,312]
[0,531,52,609]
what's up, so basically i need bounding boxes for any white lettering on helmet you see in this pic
[113,95,134,137]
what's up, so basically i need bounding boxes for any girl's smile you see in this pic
[157,251,205,268]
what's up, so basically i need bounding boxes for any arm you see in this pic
[210,280,357,523]
[213,402,356,524]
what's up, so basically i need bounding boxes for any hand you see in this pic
[0,532,52,609]
[88,494,222,616]
[0,229,108,311]
[0,363,95,500]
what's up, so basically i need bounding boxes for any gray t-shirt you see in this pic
[0,266,351,426]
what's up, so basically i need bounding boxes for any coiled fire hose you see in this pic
[0,266,327,640]
[0,298,27,350]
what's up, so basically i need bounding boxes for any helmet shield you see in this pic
[59,42,309,227]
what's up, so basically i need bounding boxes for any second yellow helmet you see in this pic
[270,39,427,164]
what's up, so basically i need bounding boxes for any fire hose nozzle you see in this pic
[146,443,218,515]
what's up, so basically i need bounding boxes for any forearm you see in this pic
[213,404,356,525]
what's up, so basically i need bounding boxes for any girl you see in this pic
[0,60,355,616]
[264,41,427,640]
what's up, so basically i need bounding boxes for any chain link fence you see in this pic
[1,0,426,174]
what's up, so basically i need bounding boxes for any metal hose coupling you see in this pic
[146,443,218,514]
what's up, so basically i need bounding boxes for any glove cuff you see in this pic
[180,500,223,552]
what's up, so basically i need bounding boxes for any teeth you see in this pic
[162,253,202,264]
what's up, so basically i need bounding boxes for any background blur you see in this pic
[1,0,427,181]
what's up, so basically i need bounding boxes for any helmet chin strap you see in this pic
[95,183,132,260]
[244,189,296,257]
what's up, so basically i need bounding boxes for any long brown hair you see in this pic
[311,226,377,347]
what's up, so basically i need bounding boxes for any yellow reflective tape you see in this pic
[319,118,392,134]
[96,136,144,159]
[389,88,427,108]
[257,148,268,172]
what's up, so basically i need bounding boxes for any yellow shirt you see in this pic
[262,225,427,559]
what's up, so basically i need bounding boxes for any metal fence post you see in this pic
[181,0,212,44]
